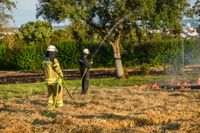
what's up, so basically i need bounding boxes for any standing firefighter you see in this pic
[78,48,92,94]
[43,45,64,108]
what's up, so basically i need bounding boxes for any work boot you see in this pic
[56,100,63,107]
[48,100,54,104]
[47,100,54,110]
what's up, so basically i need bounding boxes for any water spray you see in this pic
[72,14,131,93]
[42,14,133,116]
[182,37,185,74]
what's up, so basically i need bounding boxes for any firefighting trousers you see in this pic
[47,82,63,105]
[80,70,90,94]
[82,78,89,94]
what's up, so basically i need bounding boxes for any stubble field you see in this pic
[0,85,200,133]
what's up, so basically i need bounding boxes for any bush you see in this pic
[0,44,19,70]
[122,39,200,68]
[0,39,200,71]
[17,21,53,46]
[56,41,114,69]
[89,43,114,68]
[0,44,7,69]
[16,45,45,71]
[140,63,151,75]
[56,41,83,69]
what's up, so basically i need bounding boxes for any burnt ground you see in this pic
[0,86,200,133]
[1,65,200,84]
[0,68,165,84]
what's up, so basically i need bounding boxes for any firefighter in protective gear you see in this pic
[43,45,64,108]
[78,48,92,94]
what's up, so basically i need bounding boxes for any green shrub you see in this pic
[56,41,114,69]
[16,45,45,71]
[56,41,83,69]
[122,39,200,68]
[89,43,114,68]
[140,63,151,75]
[17,21,53,46]
[1,39,200,71]
[0,44,7,69]
[0,44,19,70]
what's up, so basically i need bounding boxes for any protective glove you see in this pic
[90,61,93,65]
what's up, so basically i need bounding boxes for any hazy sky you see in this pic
[11,0,197,27]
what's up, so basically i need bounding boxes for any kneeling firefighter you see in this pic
[78,48,92,95]
[43,45,64,108]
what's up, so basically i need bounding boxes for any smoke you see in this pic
[170,38,200,84]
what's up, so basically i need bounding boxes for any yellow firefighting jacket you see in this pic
[43,57,63,85]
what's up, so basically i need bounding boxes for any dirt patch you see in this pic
[0,86,200,132]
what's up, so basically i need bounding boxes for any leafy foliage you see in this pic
[17,21,53,45]
[149,0,189,31]
[37,0,157,41]
[0,44,7,69]
[36,0,190,78]
[56,41,114,69]
[1,39,200,71]
[122,39,200,68]
[0,0,16,28]
[193,0,200,17]
[56,41,82,69]
[16,45,45,71]
[140,63,151,75]
[51,29,71,43]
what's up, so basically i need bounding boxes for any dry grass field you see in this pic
[0,85,199,133]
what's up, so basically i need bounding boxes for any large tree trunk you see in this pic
[111,32,125,78]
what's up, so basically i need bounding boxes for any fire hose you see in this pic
[47,76,87,112]
[61,75,88,104]
[71,68,88,93]
[45,16,129,113]
[53,15,129,107]
[69,16,128,93]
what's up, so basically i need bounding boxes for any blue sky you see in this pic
[12,0,38,27]
[11,0,65,27]
[11,0,197,27]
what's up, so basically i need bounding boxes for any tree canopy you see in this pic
[194,0,200,17]
[37,0,189,78]
[17,21,53,45]
[37,0,189,35]
[0,0,16,28]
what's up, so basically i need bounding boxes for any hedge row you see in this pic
[122,39,200,73]
[0,45,45,71]
[0,39,200,71]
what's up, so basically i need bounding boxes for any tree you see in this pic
[17,21,53,45]
[194,0,200,16]
[0,0,16,28]
[37,0,189,78]
[148,0,189,31]
[51,29,71,43]
[65,22,94,42]
[194,0,200,34]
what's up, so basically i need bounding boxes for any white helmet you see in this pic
[47,45,58,52]
[83,48,90,55]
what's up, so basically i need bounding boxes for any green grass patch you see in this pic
[0,72,199,99]
[0,83,47,99]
